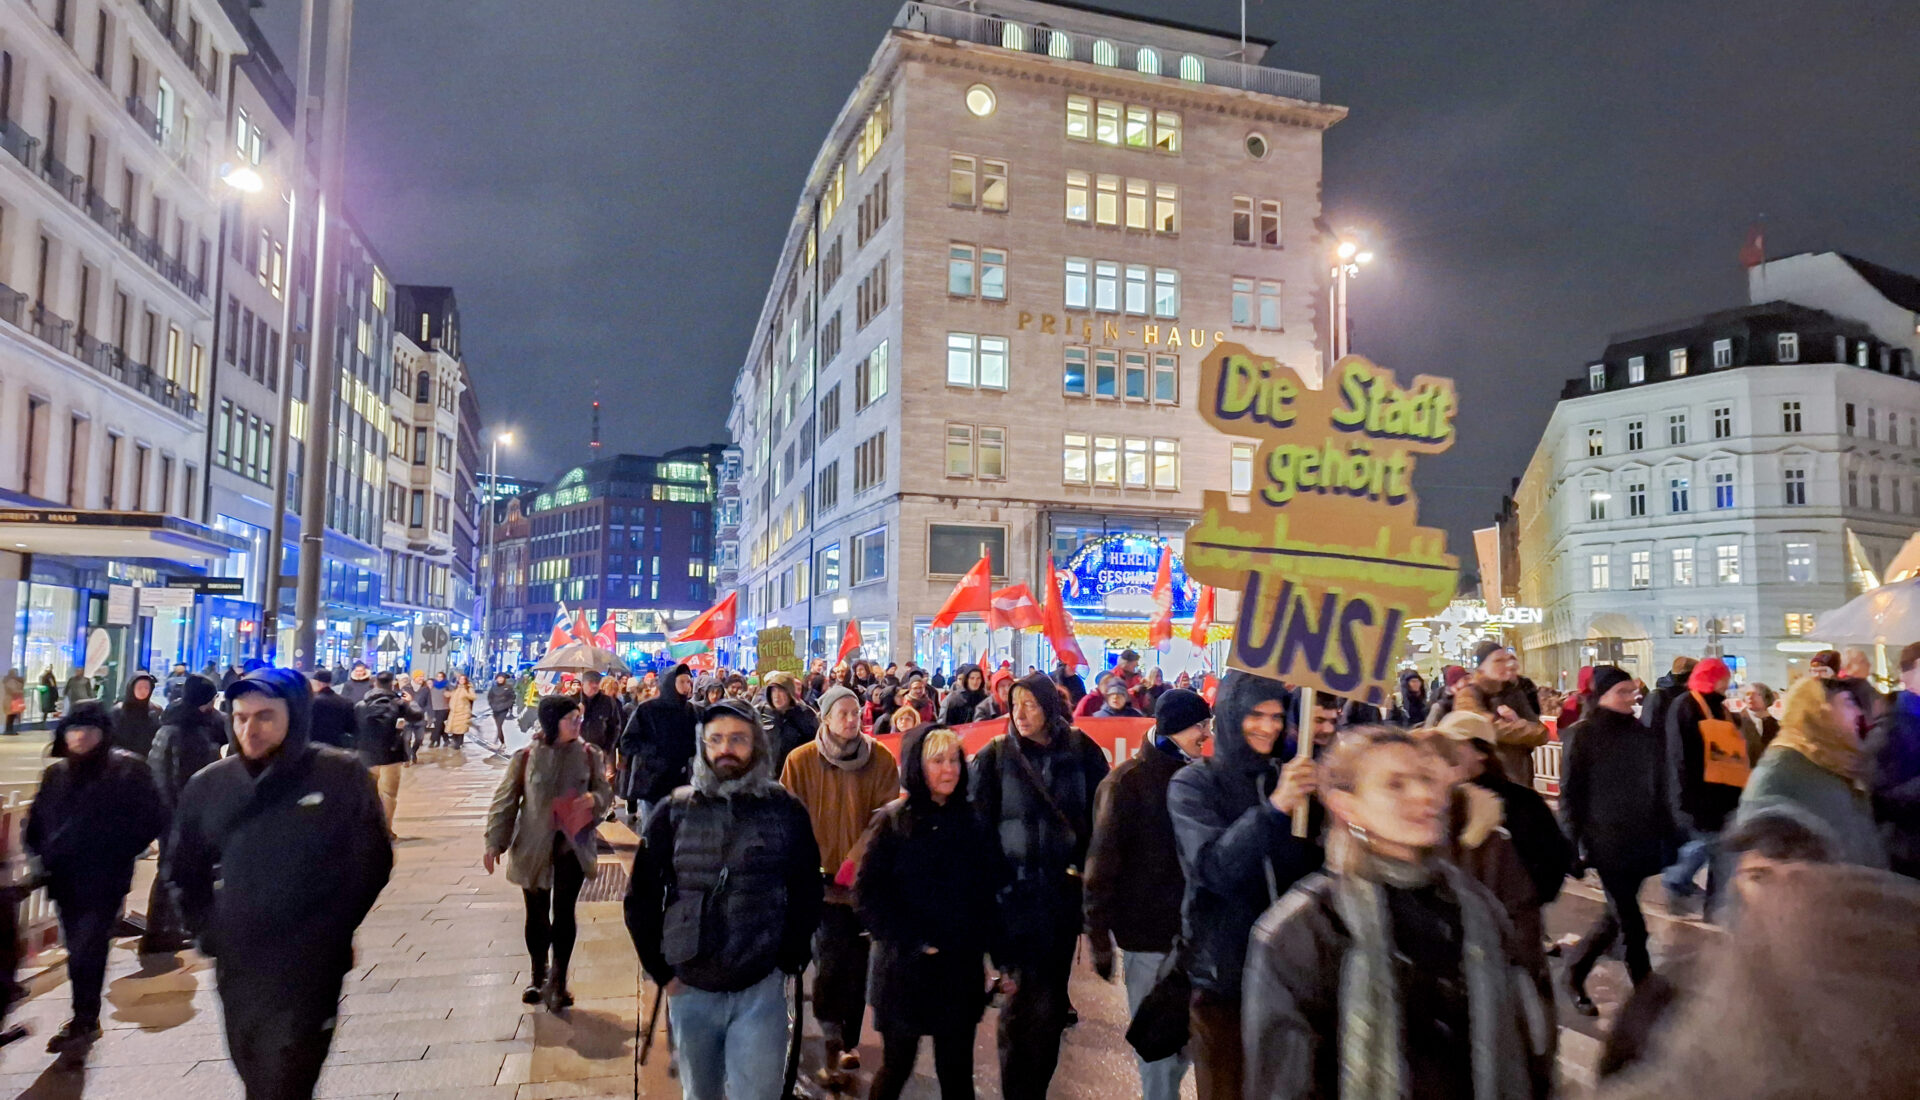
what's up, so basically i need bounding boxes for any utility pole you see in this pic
[291,0,355,671]
[260,0,317,662]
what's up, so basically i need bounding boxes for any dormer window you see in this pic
[1669,348,1688,376]
[1777,332,1799,363]
[1588,363,1605,391]
[1712,338,1732,367]
[1628,355,1646,383]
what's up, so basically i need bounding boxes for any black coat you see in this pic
[308,688,357,750]
[940,686,987,727]
[111,676,161,756]
[759,700,819,778]
[1561,707,1680,879]
[1667,689,1743,833]
[24,748,167,907]
[621,664,698,804]
[856,728,1006,1035]
[1084,739,1188,953]
[577,691,623,758]
[353,688,422,767]
[163,677,391,975]
[149,704,228,809]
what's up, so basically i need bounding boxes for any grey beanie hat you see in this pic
[817,684,860,719]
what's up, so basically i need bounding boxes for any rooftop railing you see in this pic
[893,2,1322,103]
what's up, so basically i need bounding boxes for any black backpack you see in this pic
[354,693,406,759]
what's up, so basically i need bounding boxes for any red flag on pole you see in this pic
[593,614,618,651]
[1146,544,1174,649]
[571,611,593,646]
[988,584,1043,630]
[1042,554,1090,670]
[546,603,573,654]
[1189,584,1217,647]
[672,591,738,644]
[836,619,862,665]
[932,555,994,629]
[1739,223,1766,268]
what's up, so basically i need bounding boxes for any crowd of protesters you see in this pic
[4,634,1918,1100]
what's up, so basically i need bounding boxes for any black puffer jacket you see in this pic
[940,670,988,727]
[353,687,422,767]
[625,698,823,993]
[163,669,392,974]
[110,673,162,757]
[149,693,228,810]
[1561,706,1680,880]
[25,709,168,907]
[1166,671,1324,998]
[621,663,699,804]
[485,679,517,718]
[856,727,1007,1035]
[308,686,357,749]
[759,697,819,778]
[967,673,1111,967]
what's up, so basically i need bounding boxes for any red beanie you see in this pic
[1687,657,1731,693]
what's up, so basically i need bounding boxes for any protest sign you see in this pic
[755,626,802,675]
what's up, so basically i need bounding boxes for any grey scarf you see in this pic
[1331,846,1528,1100]
[816,727,873,772]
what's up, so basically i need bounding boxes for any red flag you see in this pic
[1041,554,1090,670]
[836,619,862,665]
[1739,223,1766,268]
[988,584,1043,630]
[546,603,573,653]
[672,591,738,644]
[1146,544,1174,649]
[932,555,993,628]
[593,614,618,651]
[571,611,593,646]
[1189,585,1217,647]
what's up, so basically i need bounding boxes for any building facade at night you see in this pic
[726,0,1340,669]
[485,446,724,668]
[1514,253,1920,686]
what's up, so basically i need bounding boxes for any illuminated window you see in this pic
[1066,95,1090,140]
[1095,174,1119,226]
[1065,171,1088,222]
[1094,435,1119,485]
[1063,432,1089,483]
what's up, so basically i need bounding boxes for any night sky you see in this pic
[257,0,1920,561]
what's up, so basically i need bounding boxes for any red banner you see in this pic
[874,715,1171,764]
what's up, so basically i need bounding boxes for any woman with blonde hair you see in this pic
[1734,676,1886,869]
[1243,727,1546,1099]
[445,674,476,751]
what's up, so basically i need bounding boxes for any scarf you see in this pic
[1773,678,1867,791]
[1331,846,1526,1100]
[816,727,873,772]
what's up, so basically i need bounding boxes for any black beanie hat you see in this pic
[1472,639,1507,667]
[52,701,114,757]
[180,673,218,709]
[1589,665,1634,700]
[1154,688,1211,739]
[536,694,580,742]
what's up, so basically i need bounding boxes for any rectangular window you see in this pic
[1232,196,1253,244]
[1669,347,1688,376]
[1673,616,1700,637]
[1231,443,1255,495]
[981,160,1008,212]
[1123,437,1148,487]
[1065,258,1089,309]
[1781,400,1802,433]
[1063,432,1089,484]
[1785,541,1814,583]
[949,244,975,296]
[1153,438,1178,489]
[1716,544,1741,584]
[1259,200,1281,246]
[1065,171,1089,222]
[815,543,841,593]
[1123,352,1148,400]
[1063,346,1088,396]
[944,333,1007,389]
[1094,349,1118,397]
[1713,406,1732,439]
[1712,338,1733,367]
[1628,482,1646,517]
[1784,467,1806,505]
[1714,471,1735,509]
[1095,175,1119,226]
[1066,95,1091,140]
[1232,277,1254,326]
[1093,435,1119,485]
[1845,403,1856,434]
[1670,476,1690,512]
[1588,489,1608,521]
[1125,105,1150,148]
[949,154,976,207]
[1630,550,1651,589]
[855,341,888,409]
[852,526,886,584]
[1125,178,1148,229]
[1849,470,1860,507]
[1258,281,1283,330]
[1668,412,1687,446]
[1153,354,1177,403]
[1155,184,1179,233]
[1154,269,1179,319]
[1125,264,1148,314]
[1590,554,1610,591]
[1627,419,1644,451]
[854,431,887,492]
[945,423,973,477]
[1096,100,1121,145]
[980,249,1006,300]
[1094,261,1119,311]
[1628,356,1646,383]
[1672,547,1694,586]
[815,461,839,514]
[1777,332,1799,362]
[979,427,1006,479]
[1589,363,1605,391]
[1587,427,1604,457]
[1154,110,1180,152]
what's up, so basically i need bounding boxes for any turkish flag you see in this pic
[836,619,862,665]
[1739,223,1766,268]
[1189,585,1217,647]
[1146,544,1174,649]
[1042,554,1091,670]
[988,584,1043,630]
[932,555,994,628]
[593,614,618,651]
[672,591,738,644]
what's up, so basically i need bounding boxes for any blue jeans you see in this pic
[1123,950,1191,1100]
[1663,832,1723,911]
[667,970,791,1100]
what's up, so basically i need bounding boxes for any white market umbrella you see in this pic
[1811,577,1920,646]
[532,642,629,676]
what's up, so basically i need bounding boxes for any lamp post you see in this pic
[482,429,513,673]
[1329,234,1374,369]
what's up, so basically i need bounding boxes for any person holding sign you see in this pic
[484,694,614,1012]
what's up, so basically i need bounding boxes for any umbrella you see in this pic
[533,642,630,676]
[1811,577,1920,645]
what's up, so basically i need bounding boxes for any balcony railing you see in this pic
[893,2,1322,103]
[134,0,218,96]
[38,149,84,205]
[28,305,75,357]
[0,283,24,329]
[126,96,164,143]
[0,117,36,169]
[0,295,202,421]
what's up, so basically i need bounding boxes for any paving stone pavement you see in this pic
[0,740,641,1100]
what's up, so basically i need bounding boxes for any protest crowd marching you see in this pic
[0,627,1916,1100]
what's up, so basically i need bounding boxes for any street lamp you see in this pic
[1329,231,1375,367]
[482,429,514,673]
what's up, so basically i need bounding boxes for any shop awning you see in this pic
[0,506,246,567]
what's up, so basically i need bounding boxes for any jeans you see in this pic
[523,838,585,988]
[1124,950,1191,1100]
[668,970,791,1100]
[1663,832,1723,914]
[219,963,346,1100]
[57,899,120,1026]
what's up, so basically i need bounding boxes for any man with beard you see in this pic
[164,668,392,1099]
[626,698,822,1100]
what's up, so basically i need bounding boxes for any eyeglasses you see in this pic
[701,732,755,751]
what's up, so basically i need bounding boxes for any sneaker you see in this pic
[838,1049,861,1071]
[46,1019,99,1054]
[522,985,544,1005]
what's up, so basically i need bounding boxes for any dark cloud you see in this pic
[258,0,1920,554]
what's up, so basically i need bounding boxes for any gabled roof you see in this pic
[1840,254,1920,314]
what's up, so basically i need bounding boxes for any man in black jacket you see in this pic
[306,670,357,750]
[143,674,226,953]
[620,662,696,821]
[969,673,1111,1100]
[354,671,423,835]
[1641,655,1698,735]
[164,667,391,1100]
[1085,687,1210,1100]
[24,702,167,1057]
[575,670,622,770]
[1165,673,1326,1100]
[625,697,821,1100]
[485,673,517,747]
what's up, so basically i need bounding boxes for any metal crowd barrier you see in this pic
[0,785,60,963]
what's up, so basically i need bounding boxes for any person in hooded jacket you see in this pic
[144,674,227,953]
[625,697,823,1100]
[24,702,167,1057]
[355,671,425,835]
[1559,666,1681,1015]
[1640,656,1697,736]
[620,662,697,822]
[306,670,358,750]
[1388,669,1431,728]
[1734,676,1886,869]
[111,672,161,757]
[865,683,901,737]
[1093,678,1147,718]
[1662,656,1742,917]
[337,662,374,705]
[486,672,518,747]
[941,666,989,727]
[164,668,392,1100]
[858,725,1008,1100]
[758,670,820,777]
[973,669,1014,724]
[967,673,1111,1100]
[1052,662,1088,709]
